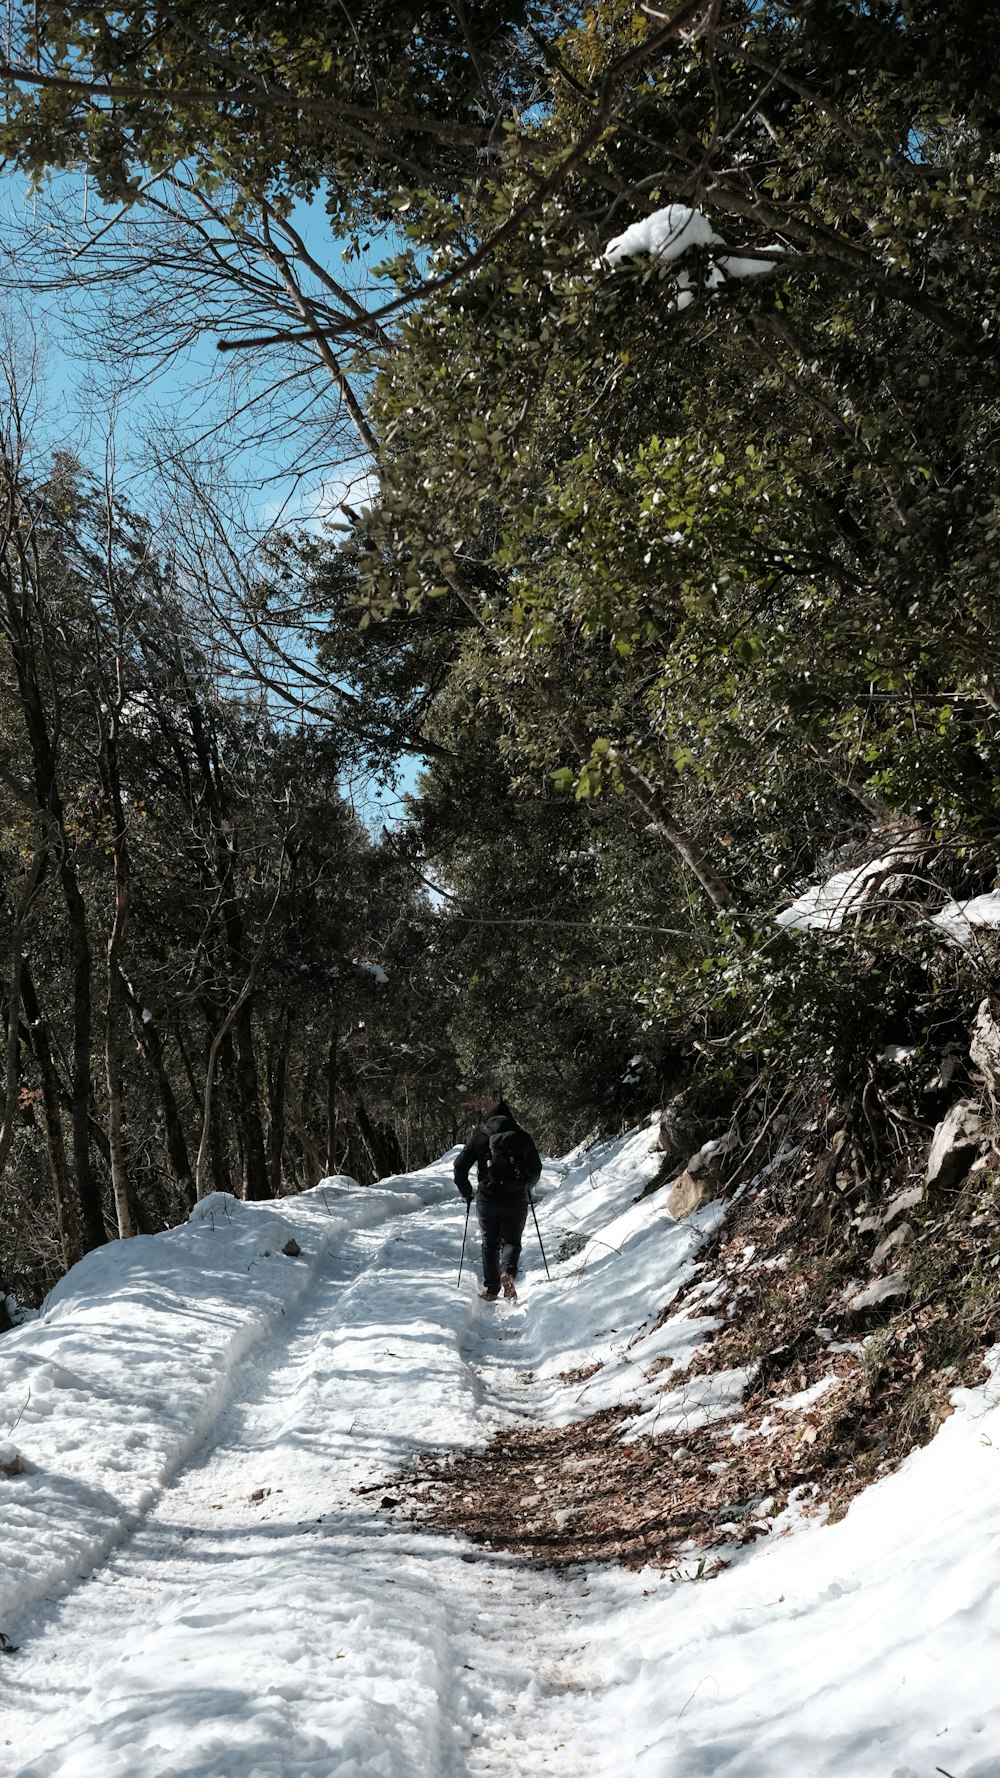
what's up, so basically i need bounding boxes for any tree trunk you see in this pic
[209,1032,233,1198]
[104,960,134,1240]
[122,981,195,1208]
[21,962,82,1270]
[235,1002,270,1201]
[298,1125,325,1189]
[0,849,45,1182]
[62,868,105,1247]
[196,1007,237,1200]
[325,1026,339,1178]
[97,693,135,1240]
[354,1100,404,1180]
[348,1115,378,1184]
[609,750,736,911]
[0,571,105,1248]
[451,570,738,911]
[266,1009,291,1196]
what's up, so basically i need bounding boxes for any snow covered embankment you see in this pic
[0,1179,426,1624]
[537,1129,1000,1777]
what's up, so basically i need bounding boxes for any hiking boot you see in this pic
[500,1272,517,1301]
[480,1287,499,1301]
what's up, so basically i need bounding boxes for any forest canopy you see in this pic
[0,2,999,1304]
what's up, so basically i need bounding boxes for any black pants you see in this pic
[476,1189,529,1293]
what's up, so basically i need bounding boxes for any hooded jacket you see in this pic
[453,1099,542,1198]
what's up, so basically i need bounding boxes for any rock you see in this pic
[281,1238,302,1257]
[883,1184,924,1225]
[924,1044,963,1094]
[971,995,1000,1101]
[926,1098,984,1193]
[684,1147,714,1182]
[847,1272,909,1313]
[685,1130,738,1184]
[869,1222,912,1271]
[655,1094,706,1167]
[666,1170,718,1219]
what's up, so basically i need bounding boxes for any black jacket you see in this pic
[454,1100,542,1198]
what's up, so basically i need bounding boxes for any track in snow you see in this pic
[1,1192,604,1778]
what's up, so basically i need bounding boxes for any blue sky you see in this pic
[0,167,423,826]
[0,169,384,524]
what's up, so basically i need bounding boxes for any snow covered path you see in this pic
[1,1174,604,1778]
[8,1128,1000,1777]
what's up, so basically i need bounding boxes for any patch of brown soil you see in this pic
[557,1360,603,1385]
[390,1406,781,1571]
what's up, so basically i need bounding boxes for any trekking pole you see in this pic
[527,1184,551,1281]
[457,1198,471,1286]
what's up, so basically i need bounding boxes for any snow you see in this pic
[776,852,900,930]
[356,959,389,983]
[778,850,1000,952]
[592,1365,1000,1775]
[3,1124,1000,1773]
[600,203,781,308]
[771,1373,841,1415]
[603,205,724,266]
[930,889,1000,948]
[0,1180,426,1627]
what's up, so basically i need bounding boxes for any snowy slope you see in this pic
[0,1177,431,1625]
[1,1124,999,1776]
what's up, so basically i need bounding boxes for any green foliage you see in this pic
[329,0,1000,1113]
[7,2,1000,1178]
[0,2,541,221]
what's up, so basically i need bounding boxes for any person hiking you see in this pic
[454,1098,542,1302]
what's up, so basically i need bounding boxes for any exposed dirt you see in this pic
[392,1407,796,1572]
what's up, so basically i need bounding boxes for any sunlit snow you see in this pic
[600,203,781,308]
[2,1126,1000,1775]
[930,889,1000,949]
[775,852,900,931]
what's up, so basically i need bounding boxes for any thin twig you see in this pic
[5,1388,30,1435]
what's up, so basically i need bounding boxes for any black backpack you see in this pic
[486,1125,530,1190]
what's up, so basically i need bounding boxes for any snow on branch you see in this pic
[598,203,782,308]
